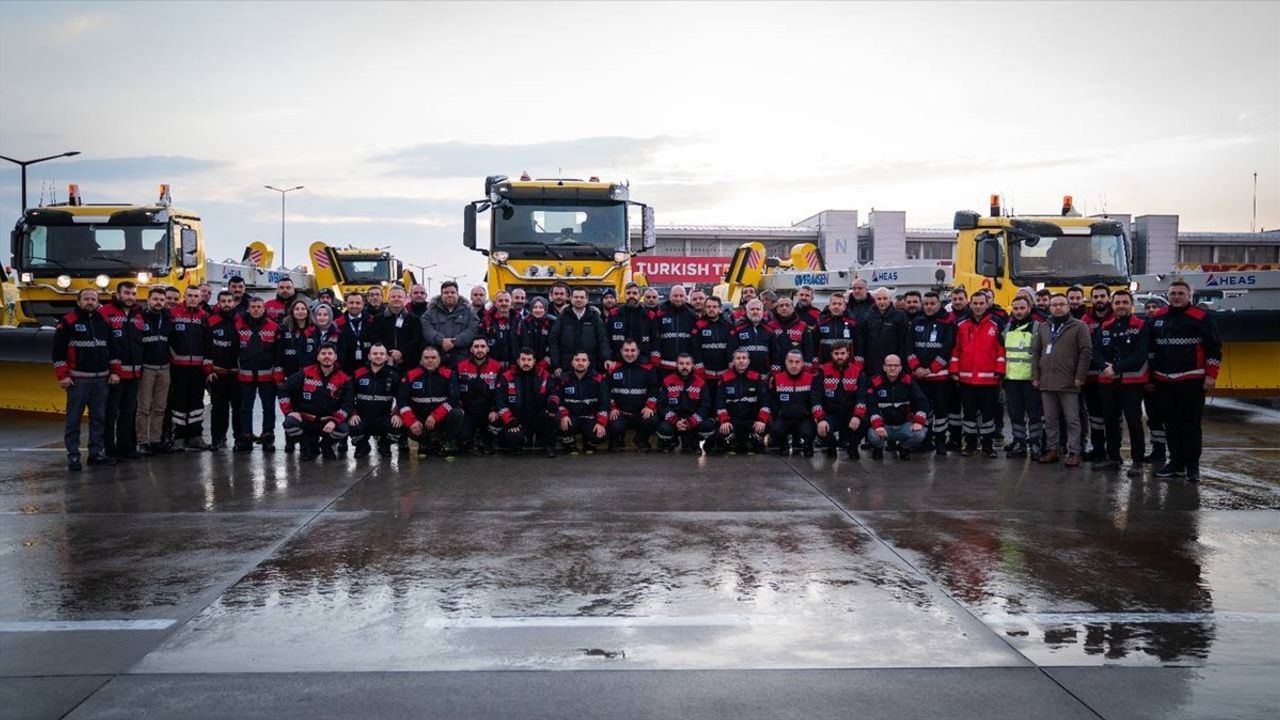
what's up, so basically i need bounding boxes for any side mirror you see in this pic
[641,205,656,250]
[180,227,199,268]
[953,211,979,230]
[463,204,477,250]
[976,235,1001,277]
[9,229,19,266]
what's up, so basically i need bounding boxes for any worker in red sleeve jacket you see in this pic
[908,290,956,455]
[816,340,864,459]
[205,290,241,449]
[169,285,212,450]
[234,297,282,452]
[948,291,1006,457]
[100,280,144,459]
[279,342,354,461]
[397,345,463,459]
[553,351,610,454]
[1081,283,1116,460]
[605,340,660,452]
[727,299,776,374]
[455,337,505,454]
[814,292,860,364]
[692,296,733,392]
[655,353,714,454]
[862,354,930,461]
[1089,289,1151,475]
[711,349,769,455]
[763,349,824,457]
[495,347,557,456]
[1149,280,1222,483]
[769,296,816,372]
[52,288,116,471]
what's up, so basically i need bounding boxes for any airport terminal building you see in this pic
[632,209,1280,286]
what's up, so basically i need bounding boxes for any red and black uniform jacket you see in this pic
[100,300,145,380]
[496,365,553,427]
[660,371,711,426]
[352,364,400,421]
[860,373,929,428]
[554,370,609,425]
[949,313,1006,386]
[52,308,113,381]
[1091,314,1150,385]
[818,360,863,418]
[279,364,354,423]
[397,366,459,425]
[762,369,825,424]
[814,309,860,364]
[1149,305,1222,383]
[139,308,171,369]
[692,315,734,380]
[650,301,698,371]
[605,360,658,415]
[606,304,654,359]
[770,313,816,371]
[334,312,375,373]
[715,368,768,426]
[795,304,821,328]
[482,307,522,365]
[264,294,295,324]
[168,304,210,369]
[205,310,239,377]
[517,314,555,371]
[1082,307,1115,382]
[728,318,777,374]
[455,357,504,412]
[908,311,955,381]
[235,314,282,383]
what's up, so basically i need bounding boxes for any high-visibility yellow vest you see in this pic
[1003,321,1037,381]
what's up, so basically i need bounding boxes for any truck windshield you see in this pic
[337,257,392,284]
[1010,234,1128,285]
[19,224,170,274]
[492,201,627,254]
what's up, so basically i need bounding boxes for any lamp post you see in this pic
[0,150,81,218]
[264,185,304,268]
[408,262,438,295]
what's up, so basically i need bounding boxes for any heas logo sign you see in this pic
[1205,273,1256,287]
[792,272,829,287]
[871,269,899,282]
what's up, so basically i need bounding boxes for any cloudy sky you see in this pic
[1,1,1276,279]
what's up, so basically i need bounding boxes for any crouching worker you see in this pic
[605,340,659,452]
[656,353,714,453]
[862,354,929,460]
[495,347,556,456]
[279,342,353,460]
[712,349,768,454]
[553,351,609,455]
[763,349,823,457]
[397,346,463,459]
[349,343,401,458]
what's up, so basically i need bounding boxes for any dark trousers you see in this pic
[1144,387,1166,448]
[946,380,964,445]
[105,378,139,455]
[1100,382,1145,462]
[498,414,554,450]
[237,381,277,440]
[769,416,816,449]
[349,415,398,445]
[65,378,108,459]
[207,375,241,445]
[407,408,463,447]
[717,419,766,452]
[559,415,607,449]
[921,380,952,447]
[655,416,714,447]
[607,411,658,447]
[282,415,350,446]
[820,411,863,451]
[959,383,999,445]
[1003,379,1043,450]
[459,404,497,448]
[1157,381,1205,469]
[1083,382,1105,452]
[169,366,207,440]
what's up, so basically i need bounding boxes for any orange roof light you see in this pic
[158,184,172,206]
[1061,195,1074,216]
[68,184,81,206]
[520,171,531,181]
[589,175,600,182]
[989,194,1001,217]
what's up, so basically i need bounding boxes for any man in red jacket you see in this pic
[948,292,1005,457]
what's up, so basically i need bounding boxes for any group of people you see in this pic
[54,273,1219,482]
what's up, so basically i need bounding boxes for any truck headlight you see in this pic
[613,251,628,264]
[95,274,111,289]
[19,272,33,283]
[528,265,540,277]
[56,274,72,289]
[136,272,151,284]
[491,251,509,263]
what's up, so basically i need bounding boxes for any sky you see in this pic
[1,0,1276,281]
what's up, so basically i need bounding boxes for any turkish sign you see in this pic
[632,256,733,285]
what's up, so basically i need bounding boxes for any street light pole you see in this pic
[264,184,304,268]
[0,150,82,218]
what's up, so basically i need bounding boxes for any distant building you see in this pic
[632,209,1280,287]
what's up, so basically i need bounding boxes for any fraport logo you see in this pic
[871,269,899,282]
[793,272,829,286]
[1205,273,1256,287]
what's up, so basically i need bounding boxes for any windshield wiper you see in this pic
[87,255,136,268]
[499,241,563,260]
[23,256,71,270]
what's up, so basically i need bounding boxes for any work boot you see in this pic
[1092,458,1122,471]
[299,440,318,461]
[1038,449,1060,464]
[353,440,371,458]
[981,441,998,459]
[186,438,211,451]
[285,436,297,453]
[1185,464,1201,483]
[824,442,839,458]
[1154,463,1184,479]
[321,441,338,460]
[960,437,978,457]
[898,448,912,460]
[544,444,557,458]
[67,455,82,472]
[136,444,154,457]
[1083,447,1106,462]
[1064,452,1081,468]
[438,442,457,461]
[1143,444,1166,465]
[417,442,431,458]
[846,445,860,460]
[1005,441,1027,459]
[259,433,276,452]
[801,440,814,458]
[377,439,393,458]
[232,438,254,452]
[1126,463,1143,478]
[87,453,117,466]
[871,447,884,461]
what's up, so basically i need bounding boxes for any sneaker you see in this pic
[1092,459,1122,471]
[1064,453,1081,468]
[1083,448,1106,462]
[1154,463,1184,479]
[1005,442,1027,459]
[321,444,338,460]
[87,454,117,466]
[898,449,911,460]
[960,446,978,457]
[185,438,211,451]
[300,445,318,461]
[377,440,393,458]
[232,441,253,452]
[259,434,276,452]
[67,456,82,472]
[1125,464,1143,478]
[136,444,154,457]
[1185,466,1201,483]
[981,445,999,459]
[1142,445,1166,465]
[934,444,946,457]
[353,442,371,458]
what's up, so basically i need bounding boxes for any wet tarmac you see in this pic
[1,400,1278,718]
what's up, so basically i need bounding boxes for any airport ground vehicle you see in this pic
[0,185,415,413]
[714,241,829,306]
[463,174,656,302]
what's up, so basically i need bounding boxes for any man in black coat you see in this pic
[547,287,610,372]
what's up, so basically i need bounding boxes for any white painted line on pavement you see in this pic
[983,611,1280,625]
[422,615,773,629]
[0,619,177,632]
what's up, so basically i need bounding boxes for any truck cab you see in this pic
[953,195,1130,306]
[308,242,413,298]
[463,174,656,303]
[6,184,203,327]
